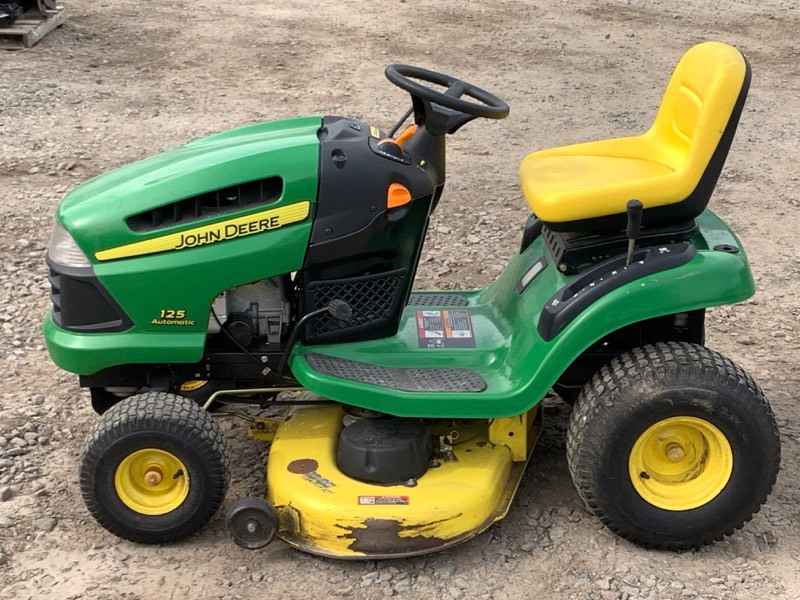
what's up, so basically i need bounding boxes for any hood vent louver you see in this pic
[127,177,283,232]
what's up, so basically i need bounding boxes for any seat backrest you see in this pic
[644,41,750,222]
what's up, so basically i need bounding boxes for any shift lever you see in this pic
[625,199,644,266]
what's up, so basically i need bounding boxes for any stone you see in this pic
[434,562,456,578]
[33,517,57,532]
[620,585,641,596]
[448,586,464,599]
[670,582,686,590]
[595,577,612,590]
[0,487,12,501]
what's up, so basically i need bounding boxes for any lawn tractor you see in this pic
[44,41,780,557]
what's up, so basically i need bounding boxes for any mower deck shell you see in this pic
[266,404,541,558]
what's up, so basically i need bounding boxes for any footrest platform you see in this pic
[305,353,486,393]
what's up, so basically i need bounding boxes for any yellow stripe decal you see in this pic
[95,201,311,261]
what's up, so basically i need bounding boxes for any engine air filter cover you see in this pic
[337,418,432,485]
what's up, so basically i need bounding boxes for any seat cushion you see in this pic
[519,146,677,223]
[519,42,749,231]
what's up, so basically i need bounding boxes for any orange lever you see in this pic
[387,183,412,209]
[395,124,418,148]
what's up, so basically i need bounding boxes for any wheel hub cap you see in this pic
[629,416,733,511]
[115,449,190,515]
[665,442,685,463]
[144,467,163,486]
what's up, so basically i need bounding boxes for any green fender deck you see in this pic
[290,210,754,418]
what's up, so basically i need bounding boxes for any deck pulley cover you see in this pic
[337,418,432,485]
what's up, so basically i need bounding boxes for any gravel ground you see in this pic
[1,0,800,598]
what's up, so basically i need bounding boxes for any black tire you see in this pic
[79,392,231,544]
[567,342,780,550]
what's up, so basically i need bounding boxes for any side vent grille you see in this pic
[127,177,283,232]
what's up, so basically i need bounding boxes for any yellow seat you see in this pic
[519,42,750,232]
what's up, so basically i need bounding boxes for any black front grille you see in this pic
[47,258,132,333]
[304,268,408,344]
[126,177,283,232]
[49,268,62,317]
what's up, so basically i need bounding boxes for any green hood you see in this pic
[57,116,322,259]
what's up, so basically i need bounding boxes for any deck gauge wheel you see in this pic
[226,497,279,549]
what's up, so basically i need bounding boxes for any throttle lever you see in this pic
[625,199,644,266]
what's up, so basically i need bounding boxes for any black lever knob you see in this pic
[625,199,644,266]
[327,299,353,323]
[626,199,644,240]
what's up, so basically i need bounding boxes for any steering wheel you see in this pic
[385,64,509,123]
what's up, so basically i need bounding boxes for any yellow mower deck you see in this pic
[257,404,541,559]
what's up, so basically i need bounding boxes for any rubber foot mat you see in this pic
[407,293,469,307]
[305,354,486,393]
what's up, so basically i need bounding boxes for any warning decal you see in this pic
[358,495,410,505]
[416,309,476,349]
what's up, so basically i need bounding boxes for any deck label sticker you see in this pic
[358,495,410,505]
[416,309,476,349]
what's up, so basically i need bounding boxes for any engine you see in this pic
[208,276,292,348]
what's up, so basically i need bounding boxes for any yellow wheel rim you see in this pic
[179,380,208,392]
[629,416,733,511]
[114,449,190,515]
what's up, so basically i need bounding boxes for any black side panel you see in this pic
[310,116,438,246]
[47,257,132,333]
[79,350,288,388]
[301,117,440,344]
[538,243,696,341]
[543,219,698,274]
[305,268,409,343]
[519,214,543,253]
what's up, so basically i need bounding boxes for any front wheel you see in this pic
[79,392,231,544]
[567,342,780,549]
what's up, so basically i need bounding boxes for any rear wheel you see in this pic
[567,342,780,549]
[79,392,230,544]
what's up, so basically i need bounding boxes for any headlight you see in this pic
[47,221,92,268]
